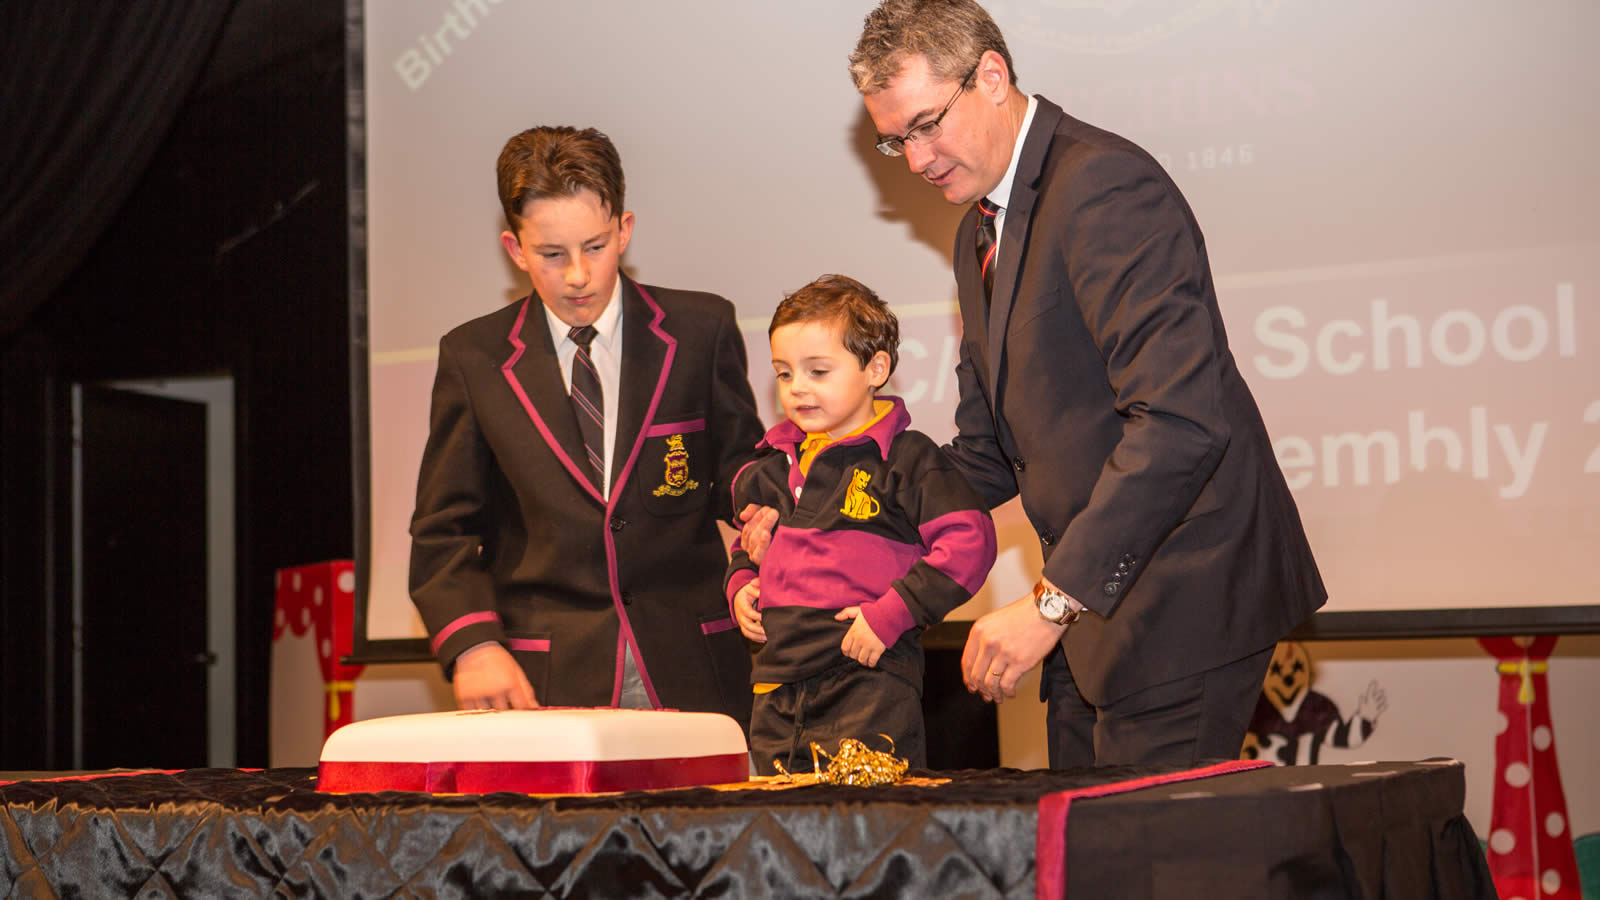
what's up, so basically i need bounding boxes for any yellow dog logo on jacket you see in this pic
[841,468,880,520]
[652,434,700,497]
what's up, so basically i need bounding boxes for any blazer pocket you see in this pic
[699,613,753,725]
[504,631,552,702]
[1010,285,1069,330]
[636,418,712,517]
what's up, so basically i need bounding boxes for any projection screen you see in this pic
[352,0,1598,653]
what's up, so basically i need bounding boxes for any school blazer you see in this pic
[944,97,1327,706]
[409,276,764,724]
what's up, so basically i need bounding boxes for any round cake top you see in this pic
[318,708,749,763]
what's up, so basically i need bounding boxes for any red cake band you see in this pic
[318,752,749,794]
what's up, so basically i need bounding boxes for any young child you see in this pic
[725,274,997,773]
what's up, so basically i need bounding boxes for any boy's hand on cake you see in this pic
[737,504,780,565]
[734,578,767,642]
[837,607,886,667]
[452,642,540,710]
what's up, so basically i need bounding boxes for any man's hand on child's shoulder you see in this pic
[837,607,886,667]
[734,577,766,642]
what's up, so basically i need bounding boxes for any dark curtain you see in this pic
[0,1,236,338]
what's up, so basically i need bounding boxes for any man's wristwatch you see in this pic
[1034,582,1082,626]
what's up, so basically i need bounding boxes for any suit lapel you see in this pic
[499,296,605,505]
[985,97,1065,403]
[609,276,671,503]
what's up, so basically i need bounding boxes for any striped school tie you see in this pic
[568,325,604,490]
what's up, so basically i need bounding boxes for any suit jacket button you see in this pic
[610,516,627,532]
[1013,456,1026,472]
[1103,582,1119,596]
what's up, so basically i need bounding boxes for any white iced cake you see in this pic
[317,708,750,794]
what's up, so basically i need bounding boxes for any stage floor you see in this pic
[2,759,1492,898]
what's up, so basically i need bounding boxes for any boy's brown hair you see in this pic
[770,274,900,377]
[496,126,625,231]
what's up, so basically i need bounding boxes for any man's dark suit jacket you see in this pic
[409,276,764,725]
[944,96,1326,707]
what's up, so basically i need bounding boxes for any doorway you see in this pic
[72,381,224,768]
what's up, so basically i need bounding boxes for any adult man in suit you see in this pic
[410,126,764,727]
[847,0,1326,767]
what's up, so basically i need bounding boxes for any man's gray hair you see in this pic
[848,0,1016,93]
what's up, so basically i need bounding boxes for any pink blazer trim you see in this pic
[700,617,737,635]
[431,610,502,654]
[500,299,606,506]
[645,418,705,437]
[602,283,678,710]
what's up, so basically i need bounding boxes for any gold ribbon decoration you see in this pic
[773,735,909,787]
[1495,660,1548,705]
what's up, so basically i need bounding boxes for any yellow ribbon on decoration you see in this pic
[1496,660,1547,705]
[325,680,357,719]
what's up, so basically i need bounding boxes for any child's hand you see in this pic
[734,578,766,642]
[837,607,886,667]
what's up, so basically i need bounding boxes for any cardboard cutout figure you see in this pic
[1242,641,1386,766]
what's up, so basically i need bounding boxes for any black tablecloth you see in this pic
[1,760,1493,898]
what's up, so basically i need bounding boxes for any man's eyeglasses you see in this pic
[874,63,979,157]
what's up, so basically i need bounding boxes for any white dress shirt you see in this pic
[984,94,1040,262]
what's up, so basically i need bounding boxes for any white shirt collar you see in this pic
[986,94,1039,211]
[543,274,624,351]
